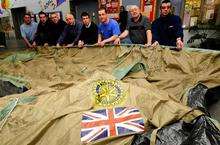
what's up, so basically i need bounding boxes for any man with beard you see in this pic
[33,11,50,46]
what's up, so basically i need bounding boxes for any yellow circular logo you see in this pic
[93,80,125,107]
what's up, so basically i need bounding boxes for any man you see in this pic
[152,0,184,50]
[114,5,152,46]
[57,14,82,47]
[20,13,38,48]
[48,12,66,46]
[33,11,50,46]
[78,12,98,47]
[97,7,120,47]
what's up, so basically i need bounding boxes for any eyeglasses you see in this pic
[161,6,171,9]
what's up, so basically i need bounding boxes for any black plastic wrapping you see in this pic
[0,80,28,97]
[132,83,220,145]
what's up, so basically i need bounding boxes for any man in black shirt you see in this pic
[78,12,98,47]
[33,11,50,46]
[48,12,66,46]
[114,5,152,45]
[57,14,82,47]
[152,0,184,50]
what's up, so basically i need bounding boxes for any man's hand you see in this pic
[176,38,183,50]
[56,43,61,47]
[66,43,74,47]
[145,42,152,47]
[114,37,120,45]
[44,43,49,47]
[97,41,106,47]
[151,41,159,47]
[28,43,34,49]
[78,40,84,48]
[32,41,36,47]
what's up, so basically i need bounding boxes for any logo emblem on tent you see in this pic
[93,80,125,107]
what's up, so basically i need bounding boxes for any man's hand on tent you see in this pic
[97,41,106,47]
[114,37,120,45]
[66,43,74,48]
[176,38,183,50]
[151,41,159,47]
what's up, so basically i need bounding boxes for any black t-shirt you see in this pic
[79,21,98,45]
[127,15,151,44]
[34,20,50,45]
[48,20,66,45]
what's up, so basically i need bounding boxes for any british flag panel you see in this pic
[81,107,145,143]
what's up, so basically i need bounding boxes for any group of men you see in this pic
[20,0,184,50]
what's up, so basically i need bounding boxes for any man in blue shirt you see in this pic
[20,13,37,48]
[97,7,120,47]
[152,0,184,50]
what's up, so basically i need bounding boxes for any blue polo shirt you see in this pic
[98,19,120,39]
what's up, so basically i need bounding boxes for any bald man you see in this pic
[114,5,152,46]
[57,14,82,47]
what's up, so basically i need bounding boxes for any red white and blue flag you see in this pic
[81,107,145,143]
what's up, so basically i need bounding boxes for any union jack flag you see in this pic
[81,107,145,143]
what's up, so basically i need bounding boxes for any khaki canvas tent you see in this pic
[0,45,219,145]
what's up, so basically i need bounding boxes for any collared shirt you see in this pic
[20,21,38,41]
[85,22,91,28]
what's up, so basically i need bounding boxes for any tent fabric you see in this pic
[0,71,203,145]
[0,45,219,145]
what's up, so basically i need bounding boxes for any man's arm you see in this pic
[114,30,129,44]
[22,37,33,48]
[102,35,118,44]
[32,24,40,47]
[20,25,33,48]
[98,35,118,47]
[72,22,83,45]
[57,26,67,46]
[175,16,184,50]
[145,17,152,46]
[151,20,160,46]
[97,34,102,43]
[146,30,152,46]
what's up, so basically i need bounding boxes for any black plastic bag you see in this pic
[0,80,28,97]
[132,83,220,145]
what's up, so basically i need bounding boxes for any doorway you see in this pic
[70,0,99,24]
[11,7,26,39]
